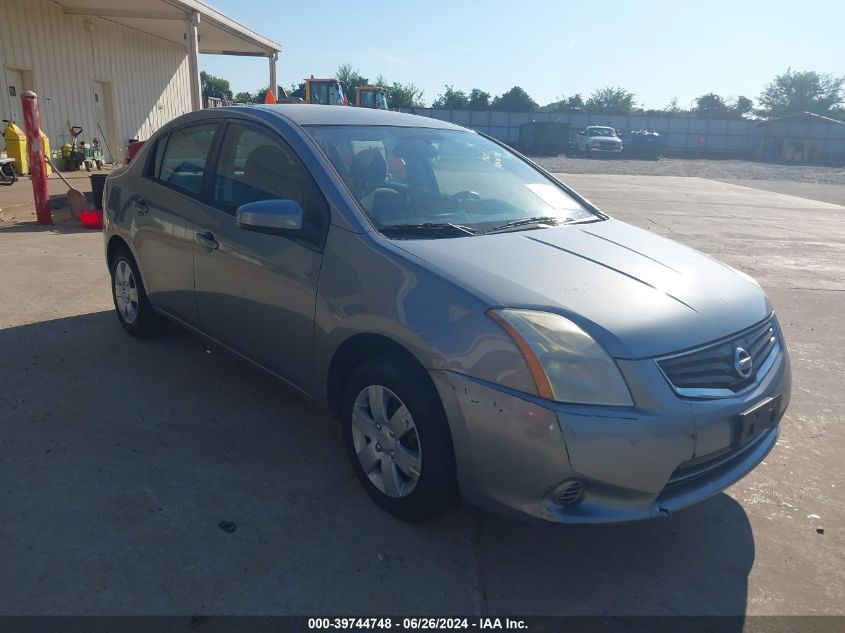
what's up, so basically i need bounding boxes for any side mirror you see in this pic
[577,130,585,136]
[236,199,304,235]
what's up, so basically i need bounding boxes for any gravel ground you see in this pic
[533,155,845,185]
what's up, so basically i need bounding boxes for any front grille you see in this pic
[657,318,778,398]
[598,141,619,150]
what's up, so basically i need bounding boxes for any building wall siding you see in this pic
[1,0,191,161]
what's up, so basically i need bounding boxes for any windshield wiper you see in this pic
[483,216,562,234]
[378,222,477,238]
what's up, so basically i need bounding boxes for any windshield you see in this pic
[587,127,616,137]
[307,126,598,236]
[311,81,344,105]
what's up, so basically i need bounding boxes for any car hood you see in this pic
[393,219,771,359]
[589,135,621,143]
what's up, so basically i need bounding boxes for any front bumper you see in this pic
[430,341,791,524]
[588,145,623,153]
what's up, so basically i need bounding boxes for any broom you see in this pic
[45,155,88,218]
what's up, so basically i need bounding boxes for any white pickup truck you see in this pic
[575,126,623,157]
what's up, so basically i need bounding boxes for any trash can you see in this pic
[90,173,108,210]
[3,121,28,175]
[126,139,145,164]
[39,130,52,175]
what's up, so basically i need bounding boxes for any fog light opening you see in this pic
[551,480,586,507]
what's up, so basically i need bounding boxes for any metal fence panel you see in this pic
[687,119,708,133]
[709,119,728,134]
[469,110,490,126]
[488,126,509,141]
[398,108,842,159]
[668,117,689,132]
[451,110,471,125]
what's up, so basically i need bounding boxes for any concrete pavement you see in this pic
[0,175,843,616]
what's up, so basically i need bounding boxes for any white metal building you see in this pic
[1,0,280,162]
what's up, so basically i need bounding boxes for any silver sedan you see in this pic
[102,105,791,523]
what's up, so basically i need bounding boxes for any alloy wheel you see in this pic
[114,260,140,325]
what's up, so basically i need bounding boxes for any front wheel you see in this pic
[341,357,459,521]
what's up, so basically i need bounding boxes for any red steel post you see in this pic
[21,91,52,225]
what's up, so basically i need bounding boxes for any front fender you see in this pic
[313,227,537,402]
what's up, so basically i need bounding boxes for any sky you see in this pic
[200,0,845,109]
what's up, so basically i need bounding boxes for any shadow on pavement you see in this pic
[0,220,94,235]
[0,311,753,618]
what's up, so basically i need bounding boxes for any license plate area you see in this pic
[733,394,781,447]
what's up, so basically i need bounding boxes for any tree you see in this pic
[468,89,491,110]
[234,91,254,103]
[253,86,270,103]
[694,93,729,117]
[663,96,685,115]
[491,86,537,112]
[585,86,636,114]
[566,94,584,111]
[388,82,426,109]
[542,94,584,112]
[288,82,306,99]
[432,85,469,109]
[336,64,370,104]
[732,95,754,118]
[758,69,845,118]
[200,71,232,101]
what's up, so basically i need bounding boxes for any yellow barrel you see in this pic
[3,121,28,175]
[39,131,52,174]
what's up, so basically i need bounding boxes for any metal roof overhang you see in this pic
[56,0,280,56]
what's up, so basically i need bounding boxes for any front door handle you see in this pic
[196,231,219,250]
[132,198,148,214]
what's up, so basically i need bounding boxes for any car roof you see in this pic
[227,104,467,130]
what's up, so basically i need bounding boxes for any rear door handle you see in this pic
[196,231,219,250]
[132,198,148,214]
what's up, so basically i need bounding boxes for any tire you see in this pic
[341,356,459,521]
[0,163,16,185]
[584,146,591,158]
[110,246,161,338]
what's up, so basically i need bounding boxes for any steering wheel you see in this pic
[451,190,481,201]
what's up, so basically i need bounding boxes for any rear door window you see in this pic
[157,123,217,196]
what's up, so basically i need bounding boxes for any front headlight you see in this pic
[487,309,633,406]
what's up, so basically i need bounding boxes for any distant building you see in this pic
[1,0,280,162]
[754,112,845,165]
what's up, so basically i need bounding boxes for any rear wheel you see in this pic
[341,357,459,521]
[110,246,161,338]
